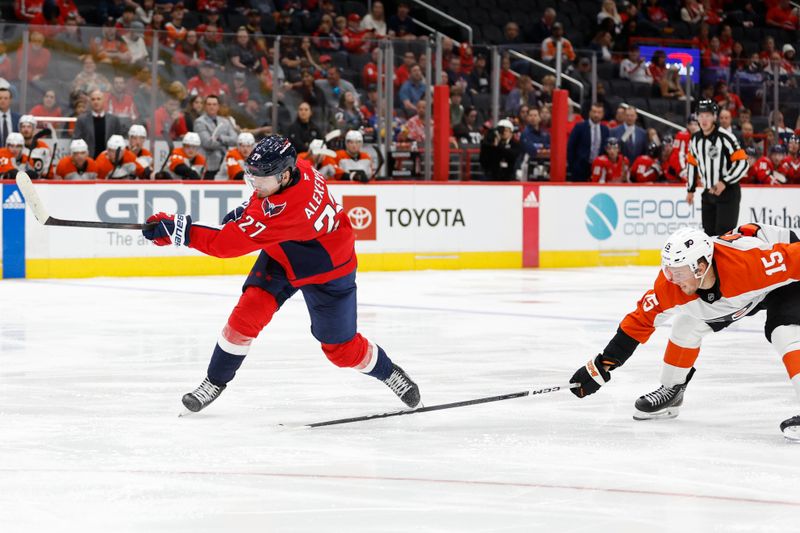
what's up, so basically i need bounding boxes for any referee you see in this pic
[686,99,748,235]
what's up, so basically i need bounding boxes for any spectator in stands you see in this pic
[702,36,731,84]
[643,0,670,31]
[782,45,797,78]
[183,94,203,132]
[313,14,343,52]
[230,27,265,76]
[154,95,188,140]
[598,0,624,34]
[589,31,614,63]
[122,21,149,66]
[568,102,609,182]
[612,106,647,162]
[500,55,516,95]
[54,139,97,180]
[714,81,744,118]
[92,18,130,65]
[72,56,111,95]
[187,61,230,100]
[333,91,365,132]
[739,121,759,155]
[102,78,135,131]
[174,30,206,79]
[290,69,327,114]
[316,65,358,112]
[73,90,125,158]
[479,118,520,181]
[620,45,654,84]
[116,5,137,30]
[503,22,524,46]
[197,9,225,50]
[454,106,482,145]
[29,90,62,129]
[541,23,576,64]
[718,109,741,142]
[15,31,50,82]
[468,52,490,95]
[648,50,667,87]
[402,100,429,143]
[276,9,302,36]
[771,110,794,144]
[681,0,704,27]
[361,0,387,36]
[334,15,348,36]
[97,0,126,23]
[388,1,418,39]
[129,0,154,25]
[361,47,380,88]
[606,104,626,129]
[398,64,427,117]
[660,65,687,99]
[231,72,250,108]
[449,86,465,127]
[521,107,551,159]
[446,56,469,91]
[394,51,416,89]
[286,102,323,154]
[529,8,557,43]
[767,0,799,30]
[343,14,373,55]
[194,94,238,180]
[502,75,537,118]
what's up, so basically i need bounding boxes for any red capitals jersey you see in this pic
[750,156,782,185]
[630,155,661,183]
[778,155,800,184]
[591,154,629,183]
[665,130,691,183]
[189,158,357,286]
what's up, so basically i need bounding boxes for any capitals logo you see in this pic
[262,198,286,217]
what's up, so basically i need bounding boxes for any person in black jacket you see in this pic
[479,119,521,181]
[285,102,323,153]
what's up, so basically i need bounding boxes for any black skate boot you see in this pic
[383,364,421,408]
[182,377,226,413]
[633,367,696,420]
[780,415,800,441]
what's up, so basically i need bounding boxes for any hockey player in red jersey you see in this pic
[750,144,788,185]
[569,225,800,440]
[143,135,421,413]
[664,114,699,183]
[777,134,800,183]
[629,142,663,183]
[590,137,629,183]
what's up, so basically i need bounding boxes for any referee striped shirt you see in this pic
[686,126,748,193]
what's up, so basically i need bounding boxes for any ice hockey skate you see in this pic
[383,364,420,408]
[633,368,696,420]
[780,416,800,441]
[181,377,226,414]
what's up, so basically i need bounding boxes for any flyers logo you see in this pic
[262,199,286,217]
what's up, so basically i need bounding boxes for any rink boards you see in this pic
[2,180,800,278]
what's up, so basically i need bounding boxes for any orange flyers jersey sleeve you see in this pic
[224,148,245,180]
[54,156,98,180]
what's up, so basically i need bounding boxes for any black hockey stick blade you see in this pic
[15,171,157,230]
[295,383,580,428]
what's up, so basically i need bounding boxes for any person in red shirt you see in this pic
[143,135,421,414]
[53,139,98,180]
[28,89,62,129]
[647,50,667,85]
[394,50,416,89]
[362,47,379,88]
[714,81,743,118]
[500,54,516,94]
[766,0,799,30]
[15,31,50,80]
[187,61,230,100]
[195,9,225,46]
[750,144,788,185]
[591,137,629,183]
[778,134,800,183]
[108,75,138,121]
[342,13,373,54]
[664,114,699,183]
[630,142,663,182]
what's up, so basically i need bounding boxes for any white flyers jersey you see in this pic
[620,224,800,345]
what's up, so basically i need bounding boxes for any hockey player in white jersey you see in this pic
[569,224,800,440]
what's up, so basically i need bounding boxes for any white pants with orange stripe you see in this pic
[771,325,800,402]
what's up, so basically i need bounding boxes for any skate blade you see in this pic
[633,408,680,421]
[782,425,800,442]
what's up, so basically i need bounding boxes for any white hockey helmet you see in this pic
[107,134,127,151]
[237,132,256,146]
[19,114,36,127]
[6,132,24,146]
[70,139,89,154]
[182,132,201,146]
[128,124,147,138]
[661,227,714,280]
[345,129,363,144]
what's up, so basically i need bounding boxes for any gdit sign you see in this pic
[585,192,701,241]
[96,189,246,224]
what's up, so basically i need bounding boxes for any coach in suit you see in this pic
[0,87,21,147]
[72,90,124,158]
[194,94,238,180]
[611,106,647,162]
[567,102,609,181]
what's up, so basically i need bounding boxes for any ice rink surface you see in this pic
[1,267,799,532]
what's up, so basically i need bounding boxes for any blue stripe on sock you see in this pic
[207,343,246,386]
[366,345,393,381]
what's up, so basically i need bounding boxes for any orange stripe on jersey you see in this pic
[783,350,800,378]
[663,340,700,368]
[687,152,698,166]
[715,242,800,297]
[730,148,747,161]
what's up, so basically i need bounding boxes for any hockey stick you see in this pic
[291,383,580,429]
[15,171,157,230]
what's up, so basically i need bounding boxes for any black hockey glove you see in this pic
[570,354,612,398]
[222,201,249,224]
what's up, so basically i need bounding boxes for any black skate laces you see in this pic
[384,369,413,398]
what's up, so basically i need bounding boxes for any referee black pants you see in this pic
[701,183,741,236]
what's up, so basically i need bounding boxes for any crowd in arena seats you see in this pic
[0,0,796,183]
